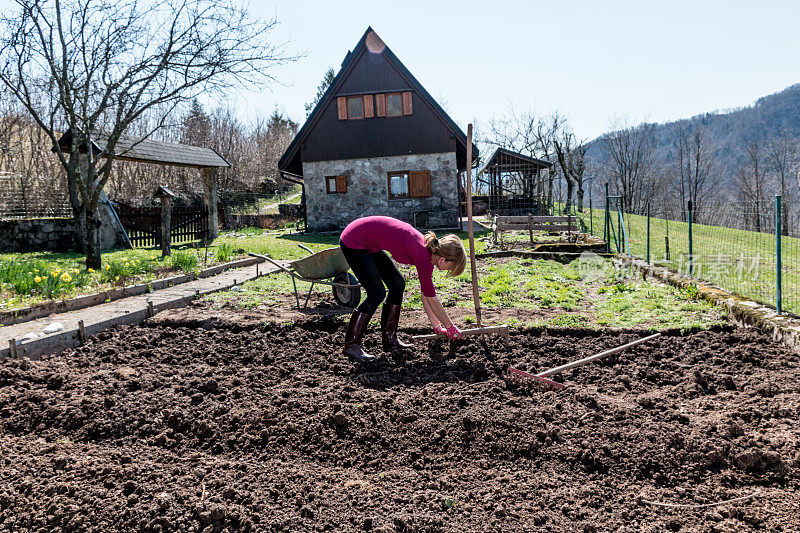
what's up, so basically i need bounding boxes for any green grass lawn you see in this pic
[575,205,797,315]
[215,227,490,261]
[207,255,724,332]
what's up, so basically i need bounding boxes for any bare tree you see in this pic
[0,0,296,267]
[489,107,564,212]
[599,117,657,214]
[671,124,719,222]
[766,130,798,235]
[553,126,588,214]
[735,139,768,231]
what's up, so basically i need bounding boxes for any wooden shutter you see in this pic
[402,92,413,115]
[363,95,374,118]
[337,97,347,120]
[409,170,431,197]
[335,175,347,194]
[376,93,386,117]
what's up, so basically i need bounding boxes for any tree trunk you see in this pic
[85,210,102,270]
[68,156,87,252]
[577,182,585,213]
[564,179,574,215]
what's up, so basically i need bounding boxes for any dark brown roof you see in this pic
[56,129,230,168]
[279,27,478,176]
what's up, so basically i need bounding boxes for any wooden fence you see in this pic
[115,203,208,248]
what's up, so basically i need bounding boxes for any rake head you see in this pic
[506,367,565,391]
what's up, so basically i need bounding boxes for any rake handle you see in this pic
[537,332,661,378]
[412,325,509,342]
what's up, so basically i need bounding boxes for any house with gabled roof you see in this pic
[278,27,478,231]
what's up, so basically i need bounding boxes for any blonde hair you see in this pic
[425,232,467,277]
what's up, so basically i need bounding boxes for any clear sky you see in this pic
[2,0,798,141]
[240,0,800,141]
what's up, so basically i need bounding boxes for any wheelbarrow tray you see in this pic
[288,247,349,280]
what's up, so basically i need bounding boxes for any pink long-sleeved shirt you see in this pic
[340,216,436,297]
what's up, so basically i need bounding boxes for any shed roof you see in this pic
[56,129,230,168]
[480,147,552,174]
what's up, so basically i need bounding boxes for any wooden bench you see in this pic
[492,215,577,247]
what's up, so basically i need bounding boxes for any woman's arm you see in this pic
[421,295,453,329]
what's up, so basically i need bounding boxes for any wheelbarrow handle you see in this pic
[248,252,293,275]
[297,244,315,255]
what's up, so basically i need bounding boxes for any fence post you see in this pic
[776,195,782,314]
[604,183,610,253]
[687,200,693,276]
[589,187,593,236]
[616,202,622,253]
[646,202,650,264]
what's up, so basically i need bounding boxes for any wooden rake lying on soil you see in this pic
[506,332,662,391]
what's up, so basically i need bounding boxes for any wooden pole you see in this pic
[465,124,482,327]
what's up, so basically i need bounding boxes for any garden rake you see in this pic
[506,332,662,391]
[412,123,509,343]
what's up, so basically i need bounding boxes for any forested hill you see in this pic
[590,83,800,173]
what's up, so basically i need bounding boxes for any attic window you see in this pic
[387,93,403,117]
[347,97,364,119]
[338,93,410,119]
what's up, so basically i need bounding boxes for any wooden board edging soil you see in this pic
[0,256,263,327]
[0,262,268,363]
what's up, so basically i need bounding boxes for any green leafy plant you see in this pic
[170,251,199,273]
[680,283,700,300]
[215,242,236,263]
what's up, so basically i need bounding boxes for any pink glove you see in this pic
[446,324,462,340]
[433,323,447,335]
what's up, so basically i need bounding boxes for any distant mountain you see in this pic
[588,83,800,175]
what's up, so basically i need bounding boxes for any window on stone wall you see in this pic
[387,172,409,199]
[388,170,430,199]
[326,175,347,194]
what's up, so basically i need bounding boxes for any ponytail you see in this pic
[426,231,467,277]
[424,231,440,255]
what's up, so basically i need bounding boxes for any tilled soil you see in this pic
[1,310,798,532]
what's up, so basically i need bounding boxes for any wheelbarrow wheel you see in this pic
[332,272,360,308]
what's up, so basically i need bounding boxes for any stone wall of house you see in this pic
[302,152,459,231]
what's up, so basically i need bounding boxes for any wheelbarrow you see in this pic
[248,245,361,309]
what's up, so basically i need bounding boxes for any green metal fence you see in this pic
[575,191,793,315]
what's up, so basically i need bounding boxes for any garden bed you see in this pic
[0,309,797,531]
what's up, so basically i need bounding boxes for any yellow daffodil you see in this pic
[114,276,120,281]
[105,265,110,270]
[61,274,71,283]
[34,269,39,273]
[34,276,41,283]
[51,272,58,277]
[88,268,95,273]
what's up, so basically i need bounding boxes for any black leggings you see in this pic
[340,242,405,315]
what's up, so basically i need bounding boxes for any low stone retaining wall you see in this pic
[615,255,800,355]
[228,213,298,230]
[0,218,77,252]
